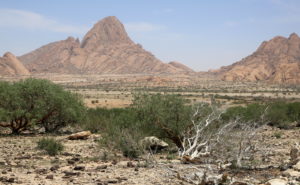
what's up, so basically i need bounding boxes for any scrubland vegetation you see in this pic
[1,79,299,160]
[0,79,300,184]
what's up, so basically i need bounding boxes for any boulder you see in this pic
[67,131,92,140]
[266,179,288,185]
[140,136,168,151]
[283,169,300,178]
[290,147,299,164]
[293,161,300,171]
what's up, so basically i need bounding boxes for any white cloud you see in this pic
[125,22,166,32]
[0,9,88,34]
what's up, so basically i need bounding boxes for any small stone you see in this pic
[127,161,134,168]
[293,161,300,171]
[232,182,248,185]
[35,168,47,174]
[290,147,299,163]
[282,169,300,177]
[266,178,288,185]
[50,165,59,171]
[2,170,7,174]
[63,171,80,176]
[111,160,117,165]
[107,178,118,184]
[0,161,7,166]
[74,166,85,171]
[67,159,76,165]
[96,165,108,170]
[7,178,15,183]
[68,131,91,140]
[46,175,54,179]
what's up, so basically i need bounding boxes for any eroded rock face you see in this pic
[0,52,30,76]
[219,33,300,84]
[168,61,194,73]
[18,16,191,75]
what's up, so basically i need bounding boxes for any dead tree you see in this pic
[179,103,268,168]
[178,103,225,160]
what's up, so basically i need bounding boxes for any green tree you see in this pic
[0,78,85,134]
[133,94,192,148]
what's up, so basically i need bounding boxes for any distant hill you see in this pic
[168,61,194,73]
[217,33,300,84]
[0,52,30,76]
[19,16,192,74]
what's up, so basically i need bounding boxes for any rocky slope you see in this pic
[218,33,300,84]
[19,16,190,74]
[168,61,194,73]
[0,52,30,76]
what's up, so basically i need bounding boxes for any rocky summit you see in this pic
[218,33,300,84]
[0,52,30,76]
[18,16,191,75]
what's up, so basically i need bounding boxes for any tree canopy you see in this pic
[0,78,85,134]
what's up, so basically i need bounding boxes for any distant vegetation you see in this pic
[82,94,300,159]
[0,79,299,165]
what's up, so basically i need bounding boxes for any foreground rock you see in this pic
[266,178,288,185]
[67,131,92,140]
[140,136,169,151]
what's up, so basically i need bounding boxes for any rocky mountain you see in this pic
[168,61,194,73]
[0,52,30,76]
[218,33,300,84]
[19,16,191,74]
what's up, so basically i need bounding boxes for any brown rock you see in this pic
[67,131,92,140]
[73,165,85,171]
[169,61,194,73]
[218,33,300,84]
[96,165,108,170]
[45,174,54,179]
[127,161,135,168]
[18,16,192,75]
[266,178,288,185]
[290,147,299,164]
[293,161,300,171]
[0,52,30,76]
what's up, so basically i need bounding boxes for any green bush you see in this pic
[37,138,64,156]
[222,101,300,129]
[266,102,300,129]
[86,107,143,158]
[0,78,86,134]
[222,103,267,123]
[133,93,192,148]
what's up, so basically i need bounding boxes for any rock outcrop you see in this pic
[19,16,191,74]
[67,131,92,140]
[0,52,30,76]
[168,61,194,73]
[218,33,300,84]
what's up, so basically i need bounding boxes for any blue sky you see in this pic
[0,0,299,71]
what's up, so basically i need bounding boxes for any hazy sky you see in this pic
[0,0,299,71]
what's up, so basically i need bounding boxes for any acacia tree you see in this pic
[0,78,85,134]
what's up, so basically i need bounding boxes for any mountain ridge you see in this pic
[18,16,193,75]
[217,33,300,84]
